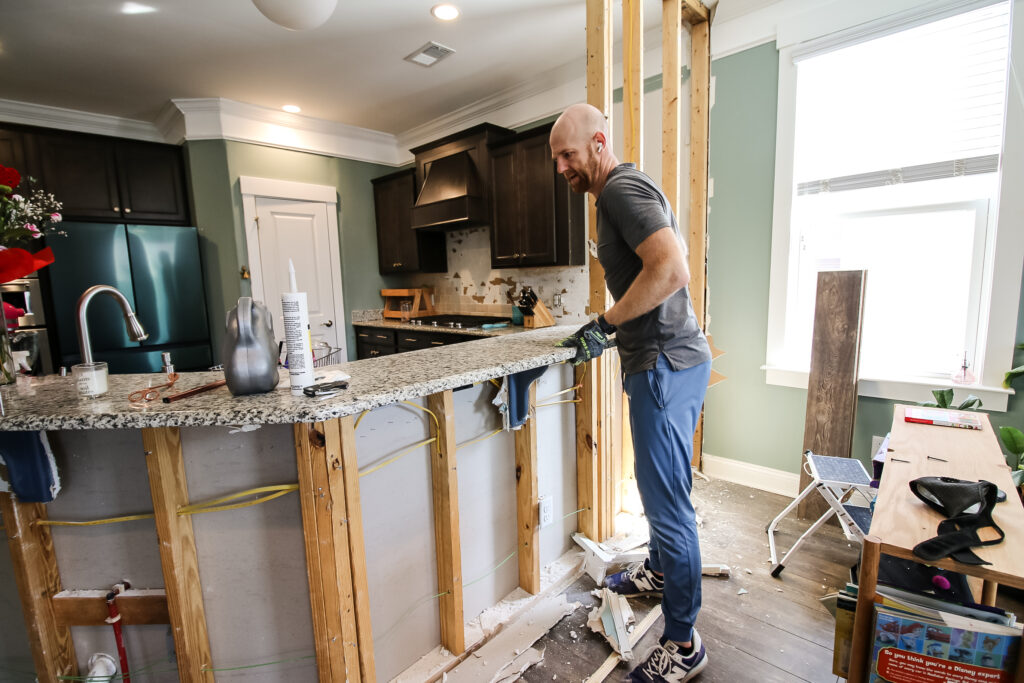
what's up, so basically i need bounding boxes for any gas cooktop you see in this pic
[408,314,511,329]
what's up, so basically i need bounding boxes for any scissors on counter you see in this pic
[129,373,180,403]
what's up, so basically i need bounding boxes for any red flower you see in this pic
[0,165,21,193]
[0,247,54,283]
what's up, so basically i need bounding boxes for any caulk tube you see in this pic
[282,259,315,395]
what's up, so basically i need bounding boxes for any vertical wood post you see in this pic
[662,0,683,216]
[686,10,711,470]
[584,0,616,544]
[848,535,881,683]
[0,494,77,683]
[575,363,598,540]
[142,426,214,683]
[294,420,362,683]
[335,415,376,682]
[427,391,465,654]
[622,0,644,167]
[515,382,540,594]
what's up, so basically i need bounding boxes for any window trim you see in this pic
[765,0,1023,411]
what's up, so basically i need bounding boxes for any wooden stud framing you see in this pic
[575,363,599,540]
[53,590,170,626]
[294,420,361,683]
[335,415,376,682]
[427,390,465,654]
[142,426,214,683]
[622,0,644,167]
[515,382,540,594]
[662,0,684,216]
[0,494,77,683]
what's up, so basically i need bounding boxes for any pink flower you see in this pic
[10,194,22,202]
[25,224,37,232]
[50,212,62,223]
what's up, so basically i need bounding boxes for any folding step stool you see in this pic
[767,451,874,577]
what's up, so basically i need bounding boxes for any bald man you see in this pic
[551,103,711,683]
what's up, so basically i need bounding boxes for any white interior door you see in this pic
[254,197,341,352]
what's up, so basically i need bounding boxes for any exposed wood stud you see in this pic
[0,495,77,683]
[662,0,684,216]
[575,363,599,540]
[53,591,170,627]
[516,382,540,594]
[623,0,644,167]
[142,426,214,682]
[427,391,466,653]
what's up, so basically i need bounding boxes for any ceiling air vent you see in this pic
[404,41,455,67]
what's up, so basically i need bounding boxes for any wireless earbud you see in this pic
[597,143,603,153]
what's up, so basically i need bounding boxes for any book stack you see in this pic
[825,580,1022,681]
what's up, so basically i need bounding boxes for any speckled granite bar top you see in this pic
[0,326,577,431]
[352,319,522,338]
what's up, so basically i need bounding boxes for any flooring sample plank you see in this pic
[797,270,866,520]
[0,493,77,683]
[143,426,214,683]
[428,390,465,654]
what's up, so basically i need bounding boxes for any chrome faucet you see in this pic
[76,285,148,364]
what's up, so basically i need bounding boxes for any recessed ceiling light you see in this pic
[121,2,157,14]
[282,105,302,113]
[431,4,459,21]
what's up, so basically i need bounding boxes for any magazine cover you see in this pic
[869,606,1020,682]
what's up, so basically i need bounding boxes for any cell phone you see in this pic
[303,380,349,397]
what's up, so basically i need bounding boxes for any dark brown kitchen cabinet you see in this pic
[36,132,190,224]
[0,126,37,178]
[355,326,478,359]
[372,168,446,274]
[489,123,585,268]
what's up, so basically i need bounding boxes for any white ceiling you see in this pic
[0,0,778,137]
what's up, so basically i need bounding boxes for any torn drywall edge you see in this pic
[444,594,580,683]
[492,645,545,683]
[392,550,584,683]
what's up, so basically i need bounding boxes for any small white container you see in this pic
[72,362,108,399]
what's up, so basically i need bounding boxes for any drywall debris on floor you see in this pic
[493,646,545,683]
[587,588,637,660]
[700,563,731,577]
[573,533,648,584]
[445,595,579,683]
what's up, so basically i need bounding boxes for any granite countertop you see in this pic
[353,318,523,338]
[0,326,577,431]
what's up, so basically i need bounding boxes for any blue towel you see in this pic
[507,365,548,428]
[0,431,60,503]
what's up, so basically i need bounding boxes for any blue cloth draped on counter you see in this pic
[494,365,549,429]
[0,431,60,502]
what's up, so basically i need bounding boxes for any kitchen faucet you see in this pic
[76,285,148,364]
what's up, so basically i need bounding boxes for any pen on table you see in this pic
[162,379,227,403]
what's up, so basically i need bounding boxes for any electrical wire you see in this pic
[357,437,436,478]
[455,428,503,450]
[353,410,368,430]
[536,399,582,408]
[400,400,440,432]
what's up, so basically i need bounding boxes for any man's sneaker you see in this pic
[628,630,708,682]
[603,559,664,597]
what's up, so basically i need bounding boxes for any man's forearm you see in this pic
[604,264,688,328]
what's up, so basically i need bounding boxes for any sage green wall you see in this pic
[703,42,1024,474]
[184,140,402,360]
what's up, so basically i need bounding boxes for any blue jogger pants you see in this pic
[623,355,711,643]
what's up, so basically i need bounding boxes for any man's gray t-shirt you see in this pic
[596,163,711,375]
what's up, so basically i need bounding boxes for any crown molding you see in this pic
[171,98,404,165]
[0,98,167,142]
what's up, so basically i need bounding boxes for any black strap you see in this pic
[909,477,1004,566]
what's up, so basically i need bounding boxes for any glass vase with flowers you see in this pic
[0,164,63,384]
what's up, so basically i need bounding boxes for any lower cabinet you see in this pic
[356,327,478,359]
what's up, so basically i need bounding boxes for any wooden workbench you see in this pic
[847,405,1024,682]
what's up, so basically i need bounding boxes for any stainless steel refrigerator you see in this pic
[46,222,212,373]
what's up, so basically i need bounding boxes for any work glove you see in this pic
[557,315,616,365]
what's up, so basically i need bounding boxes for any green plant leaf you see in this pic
[932,388,953,408]
[1013,468,1024,488]
[955,395,982,410]
[919,401,939,408]
[999,425,1024,456]
[1003,364,1024,389]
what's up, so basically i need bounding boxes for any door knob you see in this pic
[124,207,132,214]
[322,320,334,327]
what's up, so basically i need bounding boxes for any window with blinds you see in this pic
[781,1,1011,381]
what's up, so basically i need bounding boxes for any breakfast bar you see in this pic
[0,328,588,682]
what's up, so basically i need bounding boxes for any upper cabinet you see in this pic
[488,123,585,268]
[372,168,447,274]
[35,130,190,225]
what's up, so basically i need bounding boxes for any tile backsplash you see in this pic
[402,227,590,324]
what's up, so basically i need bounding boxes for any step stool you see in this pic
[767,451,874,577]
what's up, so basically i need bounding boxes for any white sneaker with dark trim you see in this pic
[628,629,708,682]
[603,559,665,597]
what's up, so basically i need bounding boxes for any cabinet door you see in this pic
[374,172,408,273]
[38,134,122,221]
[0,127,31,179]
[517,135,558,266]
[489,144,521,268]
[115,141,189,224]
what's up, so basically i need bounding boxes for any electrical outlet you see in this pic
[552,293,562,308]
[539,495,554,528]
